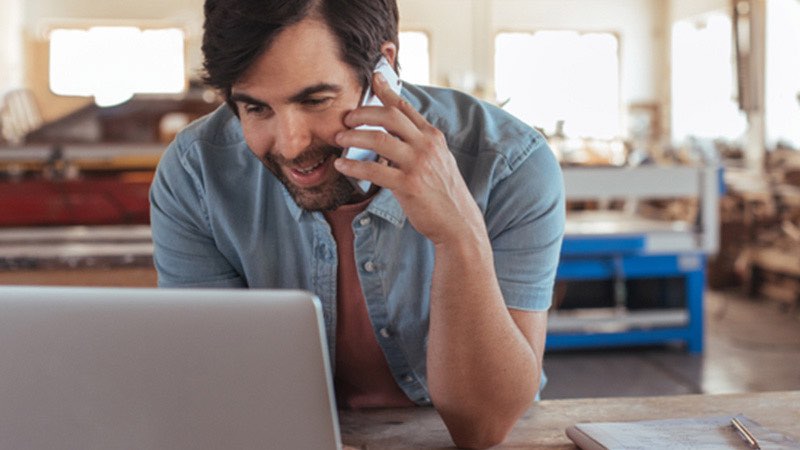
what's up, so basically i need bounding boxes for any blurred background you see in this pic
[0,0,798,399]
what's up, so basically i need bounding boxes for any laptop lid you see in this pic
[0,286,341,450]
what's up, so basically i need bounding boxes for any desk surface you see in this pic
[339,391,800,449]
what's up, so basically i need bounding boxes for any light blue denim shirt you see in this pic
[150,83,565,405]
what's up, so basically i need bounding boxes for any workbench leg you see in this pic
[686,268,705,353]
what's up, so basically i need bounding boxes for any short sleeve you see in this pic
[484,139,565,311]
[149,138,246,288]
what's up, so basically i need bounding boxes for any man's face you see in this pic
[230,18,366,211]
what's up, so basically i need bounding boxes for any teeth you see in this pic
[297,158,326,174]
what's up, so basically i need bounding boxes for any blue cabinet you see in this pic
[544,165,720,354]
[547,234,705,352]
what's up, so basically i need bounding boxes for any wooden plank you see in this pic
[0,267,157,287]
[752,247,800,277]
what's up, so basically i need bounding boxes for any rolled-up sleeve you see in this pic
[485,138,565,311]
[149,138,245,288]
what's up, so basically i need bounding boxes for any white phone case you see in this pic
[343,56,403,194]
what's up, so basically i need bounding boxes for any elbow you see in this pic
[450,425,512,449]
[442,405,527,449]
[432,371,538,448]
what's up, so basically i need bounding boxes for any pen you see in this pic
[731,417,761,449]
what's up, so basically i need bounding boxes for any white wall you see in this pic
[398,0,476,88]
[493,0,662,105]
[21,0,206,75]
[22,0,201,20]
[2,0,672,120]
[400,0,664,105]
[4,0,664,97]
[670,0,730,22]
[0,0,24,95]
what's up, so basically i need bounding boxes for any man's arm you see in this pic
[427,233,547,448]
[334,74,560,449]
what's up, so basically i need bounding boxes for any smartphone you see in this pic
[342,56,403,194]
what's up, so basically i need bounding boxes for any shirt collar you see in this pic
[281,186,306,222]
[366,188,406,228]
[281,185,406,228]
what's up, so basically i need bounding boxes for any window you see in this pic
[671,15,747,143]
[766,0,800,148]
[49,26,185,107]
[495,30,621,139]
[398,31,431,85]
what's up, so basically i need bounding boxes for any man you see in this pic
[150,0,564,447]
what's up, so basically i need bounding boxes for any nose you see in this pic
[272,111,312,162]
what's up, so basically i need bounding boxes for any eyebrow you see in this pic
[229,83,343,107]
[287,83,342,103]
[228,92,267,107]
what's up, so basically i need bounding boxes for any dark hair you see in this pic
[201,0,399,107]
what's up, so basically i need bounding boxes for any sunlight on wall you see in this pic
[399,31,430,86]
[765,0,800,148]
[494,31,621,139]
[49,27,185,107]
[671,15,747,143]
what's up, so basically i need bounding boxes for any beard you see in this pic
[261,144,358,211]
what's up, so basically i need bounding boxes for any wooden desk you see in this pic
[340,391,800,449]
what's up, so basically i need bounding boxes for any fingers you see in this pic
[348,73,431,137]
[340,70,445,172]
[343,105,419,144]
[333,156,403,191]
[372,72,432,131]
[337,124,415,168]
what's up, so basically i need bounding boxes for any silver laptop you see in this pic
[0,286,341,450]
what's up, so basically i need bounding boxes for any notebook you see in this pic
[0,286,341,450]
[566,414,800,450]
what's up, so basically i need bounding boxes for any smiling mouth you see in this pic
[294,156,330,174]
[282,153,338,189]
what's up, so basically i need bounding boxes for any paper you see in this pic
[565,414,800,450]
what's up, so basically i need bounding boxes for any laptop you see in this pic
[0,286,342,450]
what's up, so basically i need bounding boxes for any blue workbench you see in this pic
[545,165,721,354]
[547,234,705,352]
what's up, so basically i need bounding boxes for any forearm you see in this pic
[332,71,550,447]
[427,227,540,448]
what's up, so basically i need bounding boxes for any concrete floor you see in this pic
[541,289,800,399]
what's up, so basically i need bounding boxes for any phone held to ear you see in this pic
[342,56,403,195]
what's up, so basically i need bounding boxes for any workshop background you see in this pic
[1,0,799,399]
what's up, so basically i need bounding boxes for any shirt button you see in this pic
[379,327,391,338]
[359,217,371,227]
[403,374,414,383]
[363,261,376,272]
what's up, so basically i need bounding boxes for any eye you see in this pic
[241,103,271,117]
[302,97,333,108]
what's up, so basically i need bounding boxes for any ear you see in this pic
[380,41,398,70]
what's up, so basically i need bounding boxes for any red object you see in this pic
[0,176,152,226]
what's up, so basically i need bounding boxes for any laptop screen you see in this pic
[0,286,341,450]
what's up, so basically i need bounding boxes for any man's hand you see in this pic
[334,73,485,247]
